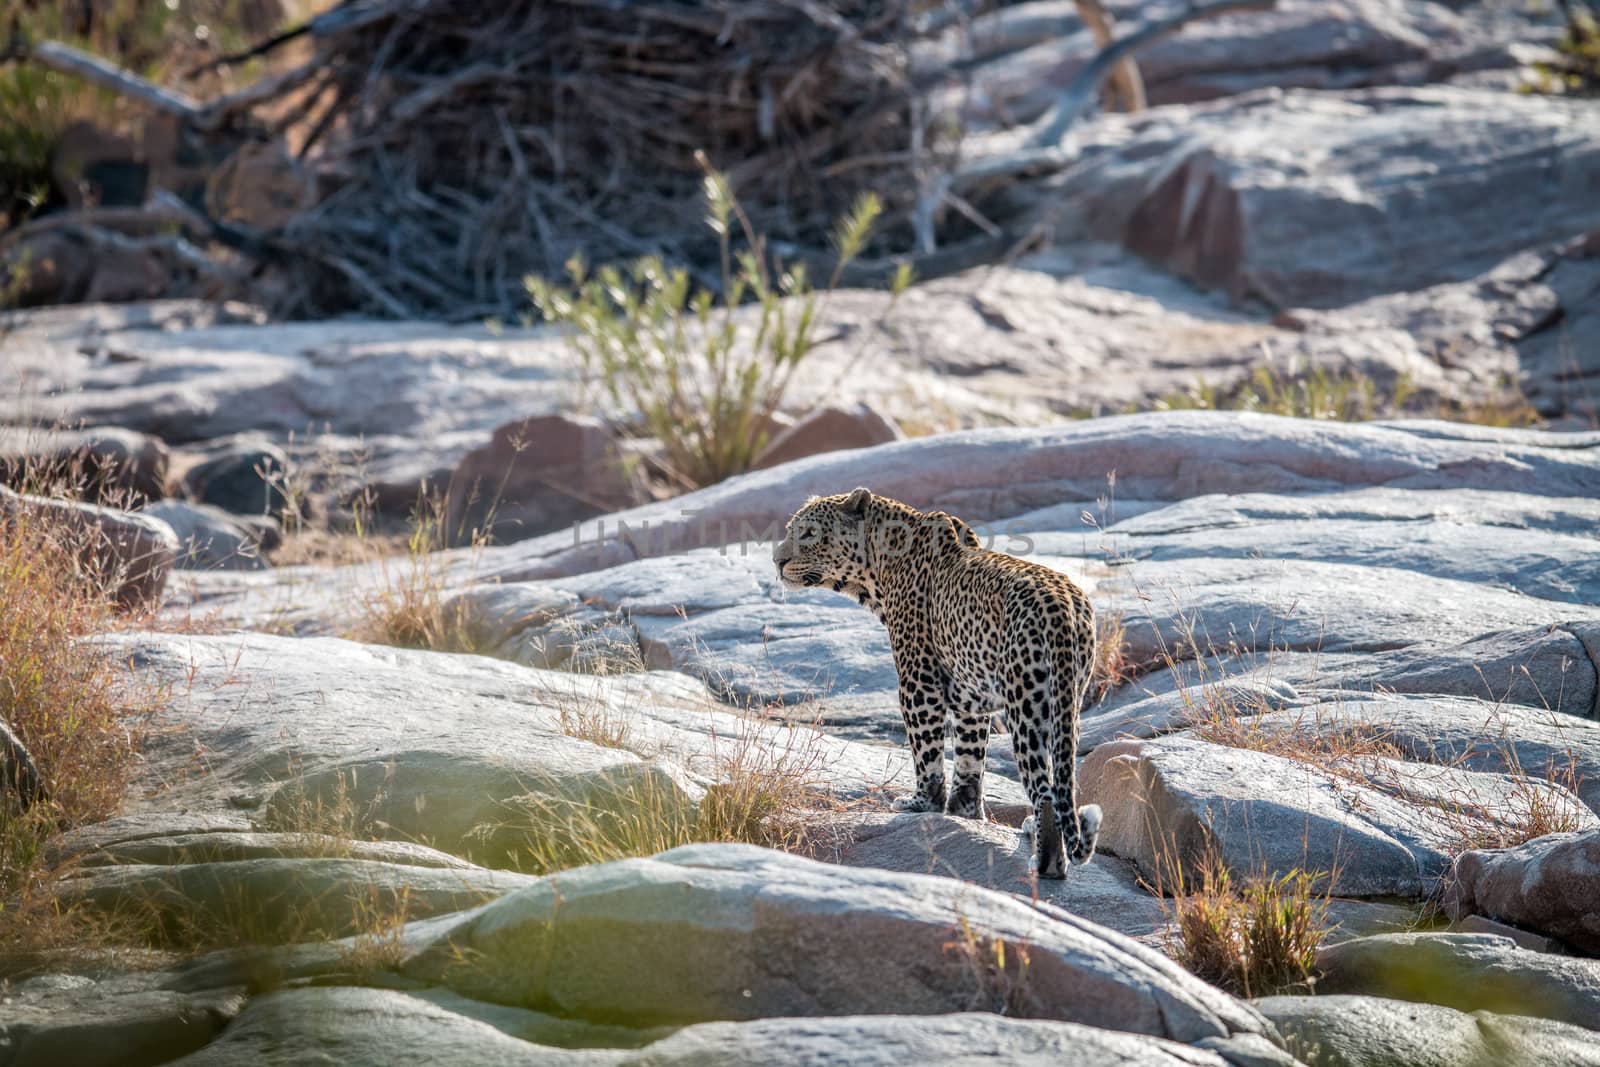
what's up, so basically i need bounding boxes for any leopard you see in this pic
[773,487,1101,879]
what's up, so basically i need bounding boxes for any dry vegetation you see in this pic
[0,501,160,964]
[1159,365,1546,428]
[1165,854,1328,998]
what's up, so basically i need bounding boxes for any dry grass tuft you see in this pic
[1166,854,1329,998]
[945,909,1033,1016]
[345,496,480,654]
[0,503,159,964]
[1091,608,1132,703]
[488,725,824,876]
[1183,686,1402,767]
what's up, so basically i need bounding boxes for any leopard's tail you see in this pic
[1051,602,1099,864]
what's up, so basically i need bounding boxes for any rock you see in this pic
[1077,735,1597,898]
[810,811,1168,942]
[0,426,169,505]
[105,631,961,859]
[2,230,96,306]
[61,830,481,871]
[61,857,534,943]
[141,500,279,571]
[812,809,1164,940]
[1049,87,1600,307]
[0,485,178,610]
[753,402,903,470]
[442,414,635,546]
[181,436,292,517]
[204,141,316,232]
[161,986,552,1067]
[1255,993,1600,1067]
[616,1012,1284,1067]
[925,0,1556,121]
[1446,830,1600,956]
[0,971,242,1067]
[1243,695,1600,815]
[1316,932,1600,1031]
[401,845,1274,1046]
[460,413,1600,585]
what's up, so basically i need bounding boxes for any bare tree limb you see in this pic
[1029,0,1275,149]
[1072,0,1146,113]
[19,40,202,121]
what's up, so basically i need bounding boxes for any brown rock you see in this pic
[753,402,903,470]
[0,486,178,611]
[204,141,316,232]
[443,414,635,546]
[1446,831,1600,955]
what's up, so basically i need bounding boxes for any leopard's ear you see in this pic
[843,487,872,514]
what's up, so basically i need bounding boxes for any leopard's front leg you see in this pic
[889,644,948,813]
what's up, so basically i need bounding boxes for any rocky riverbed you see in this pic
[4,1,1600,1062]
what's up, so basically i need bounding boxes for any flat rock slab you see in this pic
[109,632,966,861]
[806,811,1168,943]
[1050,86,1600,308]
[0,973,243,1067]
[1255,993,1600,1067]
[1316,932,1600,1032]
[1247,695,1600,813]
[399,844,1272,1046]
[1446,830,1600,956]
[1079,735,1596,898]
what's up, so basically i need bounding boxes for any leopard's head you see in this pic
[773,487,874,592]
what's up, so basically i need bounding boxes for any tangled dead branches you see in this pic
[265,0,948,319]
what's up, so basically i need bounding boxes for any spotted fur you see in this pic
[774,487,1101,878]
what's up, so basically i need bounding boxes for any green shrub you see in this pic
[527,160,910,488]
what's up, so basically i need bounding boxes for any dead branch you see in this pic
[1072,0,1146,113]
[18,40,202,121]
[1029,0,1276,149]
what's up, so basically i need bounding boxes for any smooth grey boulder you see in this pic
[105,631,955,859]
[1316,932,1600,1031]
[0,972,243,1067]
[1048,86,1600,307]
[1078,735,1596,897]
[60,857,534,942]
[142,500,279,571]
[1255,993,1600,1067]
[162,986,561,1067]
[1445,830,1600,955]
[401,845,1274,1046]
